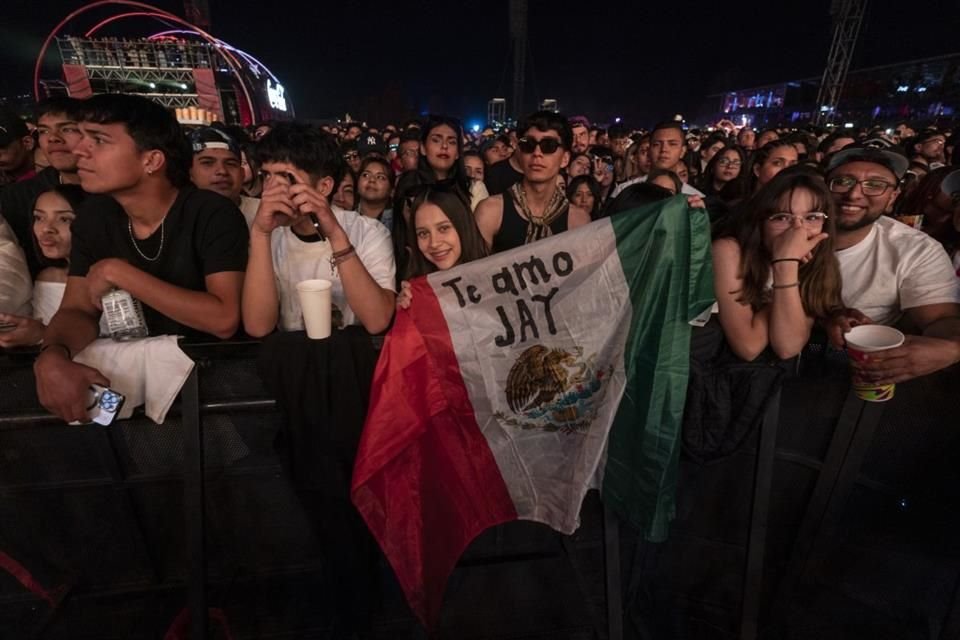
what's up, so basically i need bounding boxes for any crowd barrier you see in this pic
[0,338,957,639]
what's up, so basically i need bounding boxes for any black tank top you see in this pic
[492,192,569,254]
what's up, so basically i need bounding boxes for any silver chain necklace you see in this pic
[127,217,165,262]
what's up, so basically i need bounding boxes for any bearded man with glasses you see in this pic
[475,111,591,253]
[824,145,960,383]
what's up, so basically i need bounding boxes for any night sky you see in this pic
[1,0,957,127]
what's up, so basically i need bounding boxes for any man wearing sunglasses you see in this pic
[475,111,591,253]
[825,145,960,384]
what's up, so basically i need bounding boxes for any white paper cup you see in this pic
[296,279,333,339]
[845,325,905,402]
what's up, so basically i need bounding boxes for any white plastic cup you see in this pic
[845,325,905,402]
[296,279,333,339]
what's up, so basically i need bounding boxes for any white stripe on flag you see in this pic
[427,219,632,533]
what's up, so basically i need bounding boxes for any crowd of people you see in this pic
[0,96,958,404]
[0,93,959,635]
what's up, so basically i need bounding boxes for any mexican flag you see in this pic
[351,196,714,628]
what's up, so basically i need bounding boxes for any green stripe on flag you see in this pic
[603,196,714,541]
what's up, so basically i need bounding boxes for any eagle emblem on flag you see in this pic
[498,344,613,433]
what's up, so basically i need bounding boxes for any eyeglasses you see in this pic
[717,158,742,167]
[828,176,897,196]
[343,152,360,161]
[517,136,563,154]
[388,143,399,152]
[767,212,828,227]
[360,171,390,182]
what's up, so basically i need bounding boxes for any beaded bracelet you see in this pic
[772,282,800,289]
[771,258,802,264]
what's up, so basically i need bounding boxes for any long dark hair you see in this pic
[565,175,602,220]
[715,167,843,318]
[698,143,748,196]
[645,168,683,194]
[416,115,471,195]
[746,140,798,193]
[404,186,488,279]
[31,184,87,270]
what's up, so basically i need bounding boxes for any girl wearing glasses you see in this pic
[396,187,488,309]
[698,144,748,198]
[711,168,843,361]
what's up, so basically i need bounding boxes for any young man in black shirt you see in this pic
[34,94,248,423]
[475,111,591,253]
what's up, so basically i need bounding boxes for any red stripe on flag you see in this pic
[352,277,517,629]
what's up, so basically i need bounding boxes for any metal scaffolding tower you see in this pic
[815,0,868,125]
[56,37,213,110]
[509,0,528,120]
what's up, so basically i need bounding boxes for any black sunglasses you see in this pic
[517,137,564,154]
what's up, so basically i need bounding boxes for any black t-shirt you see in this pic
[69,186,249,338]
[484,159,523,196]
[0,167,61,277]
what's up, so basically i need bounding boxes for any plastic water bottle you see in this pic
[101,289,148,341]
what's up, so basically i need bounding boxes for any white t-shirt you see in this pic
[835,216,960,326]
[611,175,704,199]
[271,206,396,331]
[239,195,260,229]
[0,215,31,316]
[470,179,489,211]
[32,280,66,325]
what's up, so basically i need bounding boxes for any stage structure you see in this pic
[34,0,293,127]
[487,98,507,127]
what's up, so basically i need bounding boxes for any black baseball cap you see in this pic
[0,110,29,147]
[913,129,945,145]
[826,143,909,180]
[357,131,387,157]
[188,126,241,158]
